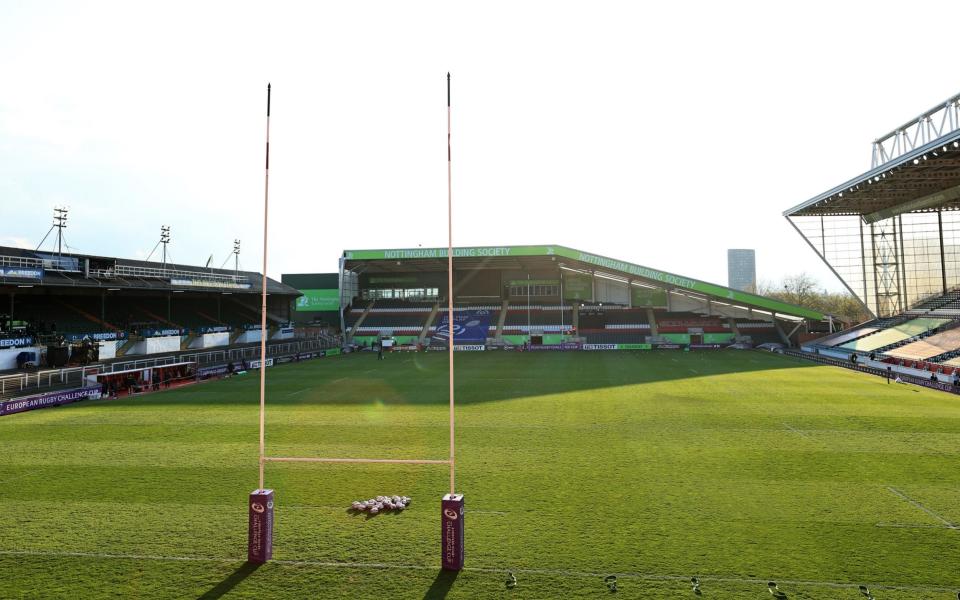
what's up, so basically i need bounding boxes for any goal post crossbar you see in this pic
[264,456,451,465]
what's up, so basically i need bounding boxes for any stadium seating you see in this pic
[655,312,727,333]
[578,307,650,330]
[742,331,783,345]
[13,295,115,335]
[886,327,960,361]
[349,299,441,337]
[815,326,880,347]
[502,303,572,333]
[838,317,951,352]
[907,289,960,315]
[368,299,434,311]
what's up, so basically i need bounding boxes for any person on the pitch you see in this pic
[378,341,384,361]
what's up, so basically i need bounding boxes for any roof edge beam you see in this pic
[863,182,960,224]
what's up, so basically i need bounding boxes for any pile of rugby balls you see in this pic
[351,495,411,515]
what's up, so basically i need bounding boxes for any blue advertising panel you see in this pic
[0,266,43,279]
[432,309,493,344]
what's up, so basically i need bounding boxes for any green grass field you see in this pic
[1,350,958,599]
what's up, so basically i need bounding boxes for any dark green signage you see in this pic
[295,289,340,312]
[563,273,593,301]
[631,287,668,307]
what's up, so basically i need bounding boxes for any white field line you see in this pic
[782,423,811,438]
[287,389,309,397]
[688,369,698,374]
[265,456,449,465]
[279,505,503,515]
[331,377,346,384]
[875,522,954,529]
[886,486,958,529]
[0,549,953,594]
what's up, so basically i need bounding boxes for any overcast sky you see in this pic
[1,1,958,292]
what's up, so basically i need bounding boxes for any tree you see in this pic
[759,273,871,324]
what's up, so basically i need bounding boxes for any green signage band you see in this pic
[344,245,823,320]
[295,289,340,312]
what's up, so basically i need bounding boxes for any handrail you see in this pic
[0,337,336,398]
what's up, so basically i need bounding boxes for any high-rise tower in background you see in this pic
[728,249,756,292]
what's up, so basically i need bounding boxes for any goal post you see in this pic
[247,75,465,571]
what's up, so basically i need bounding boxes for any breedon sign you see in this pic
[344,245,823,320]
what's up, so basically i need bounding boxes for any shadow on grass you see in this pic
[422,569,459,600]
[197,562,260,599]
[81,350,821,410]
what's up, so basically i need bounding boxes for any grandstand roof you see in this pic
[0,245,298,296]
[343,244,824,320]
[784,126,960,221]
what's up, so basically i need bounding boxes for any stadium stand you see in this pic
[1,244,300,370]
[338,244,827,349]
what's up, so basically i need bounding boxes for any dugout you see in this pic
[90,361,196,395]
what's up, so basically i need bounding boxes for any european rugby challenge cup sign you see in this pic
[441,493,464,570]
[248,489,274,563]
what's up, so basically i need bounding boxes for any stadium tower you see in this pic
[785,92,960,318]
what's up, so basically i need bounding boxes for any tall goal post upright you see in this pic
[248,82,274,564]
[441,72,465,572]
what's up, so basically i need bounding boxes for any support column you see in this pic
[896,215,907,310]
[939,210,948,294]
[859,219,869,310]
